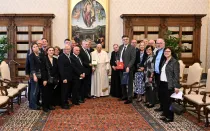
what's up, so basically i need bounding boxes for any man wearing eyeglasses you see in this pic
[154,38,166,112]
[118,35,136,104]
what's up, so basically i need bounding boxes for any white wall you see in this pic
[0,0,209,70]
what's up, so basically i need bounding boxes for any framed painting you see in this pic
[68,0,109,51]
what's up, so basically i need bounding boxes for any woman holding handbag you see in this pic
[29,43,44,110]
[42,47,59,112]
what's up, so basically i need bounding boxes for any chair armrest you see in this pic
[182,82,199,94]
[3,79,19,88]
[0,86,9,96]
[187,82,205,94]
[200,91,210,103]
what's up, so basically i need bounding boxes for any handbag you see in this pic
[116,61,124,70]
[45,58,58,85]
[169,102,185,115]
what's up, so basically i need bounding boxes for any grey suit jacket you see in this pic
[119,44,136,70]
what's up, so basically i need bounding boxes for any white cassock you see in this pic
[91,50,110,97]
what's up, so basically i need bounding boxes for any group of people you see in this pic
[110,36,180,123]
[26,38,110,112]
[25,35,180,123]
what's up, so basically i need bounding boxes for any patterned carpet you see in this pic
[0,97,210,131]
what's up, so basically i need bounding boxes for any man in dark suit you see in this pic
[131,39,139,52]
[79,40,92,98]
[154,38,166,112]
[118,35,136,104]
[71,46,86,105]
[86,39,94,53]
[58,44,73,109]
[59,39,71,55]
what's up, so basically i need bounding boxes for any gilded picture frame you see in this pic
[68,0,109,51]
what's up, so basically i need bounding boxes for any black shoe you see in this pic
[163,118,173,123]
[43,108,49,112]
[154,107,163,112]
[160,117,166,121]
[37,102,42,107]
[48,106,55,110]
[61,105,70,109]
[147,104,154,108]
[124,100,132,104]
[144,103,149,107]
[118,97,128,101]
[72,102,80,105]
[79,100,84,103]
[160,112,165,116]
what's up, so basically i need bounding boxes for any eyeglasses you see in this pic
[156,42,162,44]
[123,39,128,41]
[164,51,171,53]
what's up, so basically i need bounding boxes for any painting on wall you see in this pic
[69,0,109,51]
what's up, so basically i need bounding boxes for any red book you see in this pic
[116,62,124,70]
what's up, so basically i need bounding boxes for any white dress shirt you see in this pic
[160,62,167,82]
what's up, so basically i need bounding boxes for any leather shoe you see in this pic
[124,100,132,104]
[73,102,80,105]
[118,97,127,101]
[163,118,173,123]
[43,108,49,112]
[154,107,163,112]
[61,105,70,109]
[147,104,154,108]
[48,106,55,110]
[159,117,166,121]
[79,100,85,103]
[160,112,165,116]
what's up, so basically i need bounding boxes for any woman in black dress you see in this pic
[110,44,122,98]
[42,47,59,112]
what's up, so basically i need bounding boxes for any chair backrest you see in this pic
[186,63,203,85]
[0,61,11,81]
[205,69,210,92]
[178,60,185,81]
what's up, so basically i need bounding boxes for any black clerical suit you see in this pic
[58,53,73,107]
[70,54,85,104]
[79,47,91,98]
[110,51,122,98]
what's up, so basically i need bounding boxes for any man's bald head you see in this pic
[73,46,80,55]
[148,40,155,47]
[64,44,71,55]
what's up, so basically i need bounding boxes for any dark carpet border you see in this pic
[132,101,166,131]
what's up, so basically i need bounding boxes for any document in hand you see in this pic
[121,72,129,85]
[170,91,183,100]
[92,60,97,65]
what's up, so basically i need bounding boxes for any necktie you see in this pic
[122,46,126,60]
[85,49,90,60]
[77,56,83,66]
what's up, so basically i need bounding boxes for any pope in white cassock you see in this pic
[91,44,110,97]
